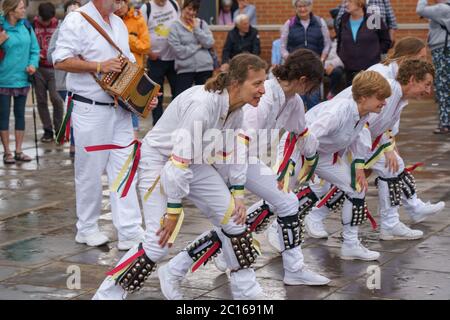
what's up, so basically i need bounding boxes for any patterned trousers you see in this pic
[431,47,450,128]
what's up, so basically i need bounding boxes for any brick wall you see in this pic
[252,0,424,24]
[211,0,429,63]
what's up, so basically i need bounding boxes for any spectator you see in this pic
[220,14,260,71]
[324,18,345,99]
[217,0,235,25]
[335,0,398,44]
[337,0,391,86]
[416,0,450,134]
[33,2,64,143]
[233,0,257,26]
[271,29,283,67]
[47,0,81,158]
[0,0,39,164]
[280,0,331,109]
[168,0,215,97]
[141,0,180,126]
[115,0,150,138]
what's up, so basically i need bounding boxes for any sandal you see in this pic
[3,153,15,164]
[433,127,449,134]
[14,151,32,162]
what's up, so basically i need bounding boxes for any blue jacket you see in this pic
[0,15,40,89]
[287,14,324,56]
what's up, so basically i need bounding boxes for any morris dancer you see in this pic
[93,53,268,300]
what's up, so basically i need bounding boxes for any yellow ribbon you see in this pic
[143,175,161,202]
[168,210,184,245]
[110,149,134,192]
[220,196,235,225]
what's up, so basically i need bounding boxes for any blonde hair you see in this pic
[1,0,23,17]
[396,59,435,85]
[352,71,392,102]
[383,37,426,65]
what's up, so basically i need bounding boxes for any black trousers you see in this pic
[146,59,177,126]
[174,71,213,98]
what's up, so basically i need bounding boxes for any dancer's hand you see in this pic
[384,150,399,173]
[277,179,284,191]
[356,168,369,193]
[232,197,247,225]
[157,214,178,248]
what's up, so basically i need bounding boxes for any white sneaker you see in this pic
[158,264,183,300]
[341,241,380,261]
[75,231,109,247]
[265,221,282,253]
[213,252,228,273]
[380,222,423,240]
[410,201,445,223]
[284,266,331,286]
[305,215,329,239]
[118,234,144,251]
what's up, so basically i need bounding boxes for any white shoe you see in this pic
[265,221,282,253]
[380,222,423,240]
[158,264,183,300]
[118,234,144,251]
[284,266,331,286]
[213,252,228,273]
[305,215,329,239]
[410,201,445,223]
[341,241,380,261]
[75,231,109,247]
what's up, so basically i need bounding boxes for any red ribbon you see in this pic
[191,242,221,273]
[316,186,338,208]
[249,209,270,232]
[106,248,145,276]
[366,209,378,230]
[296,187,311,199]
[278,133,298,175]
[405,162,424,172]
[332,152,339,165]
[371,134,383,151]
[85,139,141,198]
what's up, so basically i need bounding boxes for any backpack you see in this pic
[145,0,179,21]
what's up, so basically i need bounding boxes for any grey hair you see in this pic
[292,0,313,6]
[235,13,249,25]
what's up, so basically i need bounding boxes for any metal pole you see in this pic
[30,75,39,166]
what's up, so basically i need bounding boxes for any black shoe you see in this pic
[40,132,54,143]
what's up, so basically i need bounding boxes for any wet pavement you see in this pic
[0,99,449,300]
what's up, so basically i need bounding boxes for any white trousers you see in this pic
[94,145,255,300]
[71,100,143,241]
[305,153,365,244]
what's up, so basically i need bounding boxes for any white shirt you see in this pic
[52,2,135,102]
[242,78,318,158]
[365,79,408,147]
[368,61,400,135]
[142,85,245,203]
[305,98,370,160]
[140,0,180,61]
